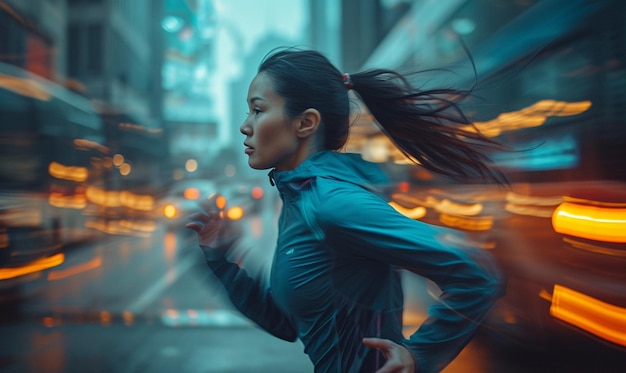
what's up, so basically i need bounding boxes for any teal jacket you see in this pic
[205,151,503,373]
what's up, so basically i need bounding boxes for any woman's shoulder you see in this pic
[310,176,392,221]
[313,175,381,200]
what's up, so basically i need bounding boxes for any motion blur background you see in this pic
[1,0,625,372]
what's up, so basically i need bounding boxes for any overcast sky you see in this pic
[209,0,309,145]
[216,0,308,55]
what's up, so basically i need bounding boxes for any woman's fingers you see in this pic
[184,194,239,254]
[362,337,391,351]
[185,214,209,232]
[186,211,222,226]
[185,222,202,232]
[363,338,415,373]
[185,210,231,248]
[187,211,218,223]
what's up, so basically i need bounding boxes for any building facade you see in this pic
[0,0,67,81]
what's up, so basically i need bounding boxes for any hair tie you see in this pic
[342,73,353,89]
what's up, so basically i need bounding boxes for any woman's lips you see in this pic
[244,146,254,155]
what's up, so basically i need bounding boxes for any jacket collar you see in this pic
[268,151,389,196]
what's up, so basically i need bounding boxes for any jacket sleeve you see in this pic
[317,187,504,373]
[204,247,298,342]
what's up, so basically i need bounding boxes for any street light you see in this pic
[162,16,184,33]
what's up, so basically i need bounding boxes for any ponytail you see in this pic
[349,69,508,185]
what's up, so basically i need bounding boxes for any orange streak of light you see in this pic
[551,284,626,347]
[0,253,65,280]
[47,257,102,281]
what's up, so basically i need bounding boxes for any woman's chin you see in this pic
[248,161,271,171]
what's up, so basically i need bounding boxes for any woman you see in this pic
[186,48,505,373]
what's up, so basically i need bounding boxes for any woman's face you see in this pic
[240,72,301,171]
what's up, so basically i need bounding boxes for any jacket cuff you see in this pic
[199,242,232,261]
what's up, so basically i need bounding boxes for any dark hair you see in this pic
[258,47,508,184]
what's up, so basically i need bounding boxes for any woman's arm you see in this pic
[187,212,298,342]
[205,252,298,342]
[319,188,504,373]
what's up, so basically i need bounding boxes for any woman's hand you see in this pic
[362,337,416,373]
[186,208,240,260]
[185,210,226,247]
[185,194,241,256]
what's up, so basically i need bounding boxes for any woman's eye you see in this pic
[245,108,262,117]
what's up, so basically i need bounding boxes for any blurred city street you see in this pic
[2,0,626,371]
[2,190,625,372]
[0,200,317,373]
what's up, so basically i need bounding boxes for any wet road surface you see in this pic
[1,189,625,372]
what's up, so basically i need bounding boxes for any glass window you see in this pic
[67,25,81,77]
[86,24,102,75]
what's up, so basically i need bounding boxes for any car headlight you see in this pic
[226,206,244,221]
[164,204,177,219]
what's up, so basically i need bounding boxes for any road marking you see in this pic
[161,309,251,327]
[126,250,197,314]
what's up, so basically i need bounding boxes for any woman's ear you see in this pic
[296,108,321,139]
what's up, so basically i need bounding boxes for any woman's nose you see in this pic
[240,120,250,135]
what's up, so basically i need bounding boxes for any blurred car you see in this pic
[0,192,67,300]
[156,179,218,229]
[216,179,267,218]
[156,178,268,229]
